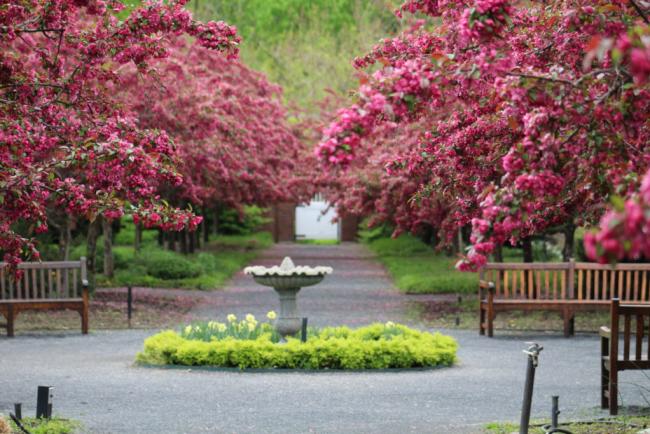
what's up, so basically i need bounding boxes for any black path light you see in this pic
[36,386,53,419]
[520,343,543,434]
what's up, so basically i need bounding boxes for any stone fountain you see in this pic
[244,257,332,339]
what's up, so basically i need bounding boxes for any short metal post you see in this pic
[36,386,53,419]
[301,317,308,343]
[551,395,560,429]
[455,295,462,326]
[520,343,543,434]
[14,403,21,420]
[127,286,133,328]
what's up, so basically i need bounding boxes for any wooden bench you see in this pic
[479,261,650,337]
[0,258,89,337]
[600,299,650,415]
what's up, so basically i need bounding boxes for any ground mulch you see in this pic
[12,288,203,333]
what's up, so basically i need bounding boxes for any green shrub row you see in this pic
[79,232,273,290]
[137,323,458,370]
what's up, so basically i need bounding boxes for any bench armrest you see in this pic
[479,280,495,299]
[599,326,611,339]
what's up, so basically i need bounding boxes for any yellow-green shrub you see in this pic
[137,324,458,370]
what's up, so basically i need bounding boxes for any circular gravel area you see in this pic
[1,243,646,433]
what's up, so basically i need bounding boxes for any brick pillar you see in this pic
[340,215,359,242]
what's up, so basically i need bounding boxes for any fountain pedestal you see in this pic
[275,287,301,337]
[245,257,332,340]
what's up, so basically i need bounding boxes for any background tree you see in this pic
[0,0,239,271]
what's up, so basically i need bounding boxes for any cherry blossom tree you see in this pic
[318,0,650,269]
[586,168,650,263]
[123,38,307,215]
[1,0,239,268]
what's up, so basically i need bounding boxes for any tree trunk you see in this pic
[102,217,114,278]
[194,227,201,250]
[167,231,176,252]
[58,217,73,261]
[157,228,164,247]
[522,237,534,263]
[449,230,460,256]
[86,219,101,291]
[189,229,196,253]
[214,206,220,235]
[202,207,209,243]
[493,244,503,262]
[562,223,576,262]
[135,223,142,252]
[180,229,188,254]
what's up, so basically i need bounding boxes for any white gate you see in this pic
[295,194,339,240]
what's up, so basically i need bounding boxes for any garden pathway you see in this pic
[1,242,648,433]
[189,242,452,326]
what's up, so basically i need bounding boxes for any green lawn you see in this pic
[364,234,478,294]
[485,415,650,433]
[5,417,80,434]
[295,239,340,245]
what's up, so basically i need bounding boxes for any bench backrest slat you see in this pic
[0,258,86,301]
[609,300,650,365]
[636,314,644,361]
[624,314,631,360]
[484,262,650,302]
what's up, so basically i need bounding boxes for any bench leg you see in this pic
[6,305,15,338]
[601,343,609,409]
[486,290,494,338]
[610,370,618,415]
[487,310,494,338]
[562,309,574,337]
[80,309,89,334]
[479,304,486,335]
[81,286,89,335]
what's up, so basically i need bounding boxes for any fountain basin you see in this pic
[244,257,332,339]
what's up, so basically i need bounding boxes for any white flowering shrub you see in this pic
[181,312,280,342]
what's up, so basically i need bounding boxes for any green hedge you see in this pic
[137,323,458,370]
[140,248,202,280]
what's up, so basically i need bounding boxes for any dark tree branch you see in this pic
[629,0,650,24]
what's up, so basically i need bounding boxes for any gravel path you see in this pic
[189,242,455,327]
[0,243,647,433]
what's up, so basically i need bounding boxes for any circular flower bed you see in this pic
[137,313,458,370]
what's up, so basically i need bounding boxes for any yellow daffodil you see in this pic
[227,314,237,323]
[247,322,256,332]
[245,313,256,322]
[266,311,277,320]
[184,325,192,334]
[385,321,395,328]
[217,323,227,332]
